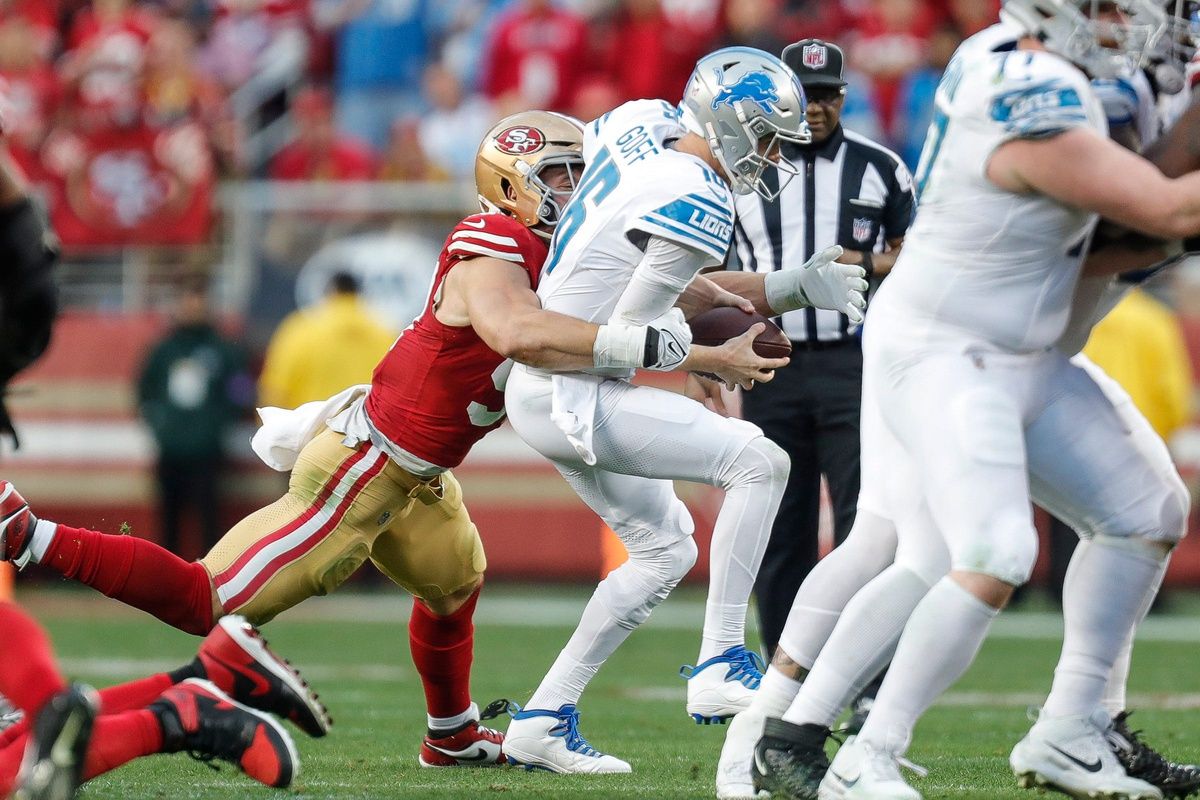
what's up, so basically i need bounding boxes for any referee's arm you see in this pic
[843,158,916,278]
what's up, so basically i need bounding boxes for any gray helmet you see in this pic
[679,46,810,201]
[1000,0,1168,79]
[1145,0,1199,93]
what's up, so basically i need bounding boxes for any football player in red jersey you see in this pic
[0,110,786,767]
[0,604,326,799]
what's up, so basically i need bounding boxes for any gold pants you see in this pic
[201,428,486,623]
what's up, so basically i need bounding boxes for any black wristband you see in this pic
[860,250,875,279]
[643,327,660,369]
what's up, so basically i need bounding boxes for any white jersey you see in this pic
[536,99,736,327]
[878,24,1108,353]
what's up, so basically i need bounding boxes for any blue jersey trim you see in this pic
[640,213,729,259]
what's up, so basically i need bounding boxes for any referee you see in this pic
[732,38,915,657]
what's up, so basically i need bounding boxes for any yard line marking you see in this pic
[618,686,1200,710]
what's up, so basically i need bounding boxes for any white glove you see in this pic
[794,245,869,324]
[593,307,692,370]
[641,307,692,370]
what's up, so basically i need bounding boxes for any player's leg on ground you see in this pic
[502,461,694,773]
[822,346,1042,799]
[1014,356,1184,798]
[507,370,789,722]
[740,370,821,660]
[716,511,900,799]
[370,477,504,767]
[203,429,396,624]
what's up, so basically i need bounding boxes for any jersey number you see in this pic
[913,57,964,200]
[466,360,513,427]
[543,147,621,275]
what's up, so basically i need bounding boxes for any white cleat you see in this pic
[1011,709,1163,800]
[716,705,769,799]
[503,704,631,774]
[819,736,922,800]
[682,645,764,724]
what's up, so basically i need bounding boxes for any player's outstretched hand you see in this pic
[691,323,790,390]
[797,245,868,323]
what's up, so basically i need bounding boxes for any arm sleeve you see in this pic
[609,235,712,325]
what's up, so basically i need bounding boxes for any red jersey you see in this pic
[366,213,548,470]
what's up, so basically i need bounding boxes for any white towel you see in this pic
[550,373,603,466]
[251,385,371,471]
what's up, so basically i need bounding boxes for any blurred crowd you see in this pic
[0,0,1000,247]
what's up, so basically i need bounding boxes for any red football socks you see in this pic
[0,602,67,715]
[409,587,480,720]
[97,673,175,715]
[41,526,216,635]
[82,709,163,779]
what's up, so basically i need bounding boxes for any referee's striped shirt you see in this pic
[732,125,916,344]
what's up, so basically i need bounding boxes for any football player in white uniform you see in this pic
[721,1,1200,798]
[715,7,1200,798]
[499,47,868,774]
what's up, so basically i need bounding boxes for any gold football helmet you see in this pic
[475,111,584,237]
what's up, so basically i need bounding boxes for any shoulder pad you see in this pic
[986,53,1094,139]
[446,213,533,265]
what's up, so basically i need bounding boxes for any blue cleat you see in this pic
[503,704,631,774]
[680,645,765,724]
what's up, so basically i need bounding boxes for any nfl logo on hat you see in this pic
[802,43,827,69]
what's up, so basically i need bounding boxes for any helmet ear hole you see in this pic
[500,178,518,203]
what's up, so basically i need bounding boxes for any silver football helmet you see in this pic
[679,46,809,201]
[1144,0,1199,93]
[1000,0,1168,79]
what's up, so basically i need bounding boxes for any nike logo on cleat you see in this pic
[829,769,859,788]
[1048,744,1103,773]
[426,744,492,762]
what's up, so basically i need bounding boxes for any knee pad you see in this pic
[596,536,698,629]
[1096,471,1190,547]
[1154,474,1190,546]
[948,510,1039,586]
[717,435,790,492]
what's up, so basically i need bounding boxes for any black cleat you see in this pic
[13,684,98,800]
[751,717,831,800]
[1109,711,1200,798]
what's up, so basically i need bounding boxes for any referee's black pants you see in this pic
[741,341,862,658]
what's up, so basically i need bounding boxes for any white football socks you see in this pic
[753,666,803,717]
[1101,546,1169,718]
[526,591,627,711]
[777,511,898,668]
[783,565,931,728]
[28,519,58,564]
[858,577,998,754]
[700,436,787,661]
[1043,535,1166,720]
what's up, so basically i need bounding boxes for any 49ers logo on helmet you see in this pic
[495,126,546,155]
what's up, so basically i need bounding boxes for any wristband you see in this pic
[593,323,648,370]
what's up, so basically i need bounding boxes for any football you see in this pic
[688,307,792,358]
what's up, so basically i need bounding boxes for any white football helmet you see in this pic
[1000,0,1168,78]
[679,46,809,201]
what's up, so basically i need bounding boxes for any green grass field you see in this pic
[16,586,1200,800]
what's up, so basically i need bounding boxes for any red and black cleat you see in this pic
[419,718,506,767]
[196,615,331,737]
[0,480,37,569]
[150,678,298,789]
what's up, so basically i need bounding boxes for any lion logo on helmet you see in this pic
[710,69,781,114]
[495,126,546,155]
